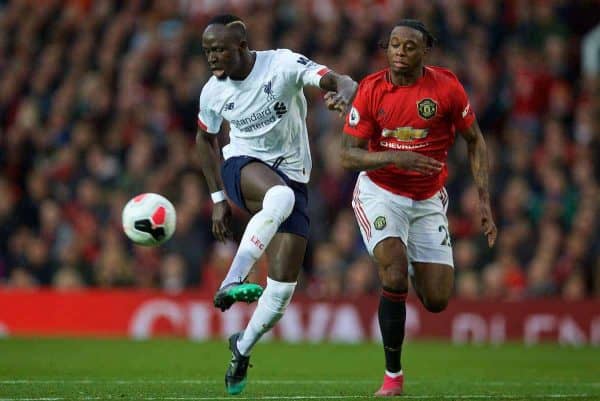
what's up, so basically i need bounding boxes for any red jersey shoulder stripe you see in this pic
[197,118,208,131]
[317,67,331,77]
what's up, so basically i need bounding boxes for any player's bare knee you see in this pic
[379,263,409,292]
[422,295,449,313]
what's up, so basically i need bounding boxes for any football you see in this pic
[122,193,176,246]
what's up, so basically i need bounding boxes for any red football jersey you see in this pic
[344,66,475,200]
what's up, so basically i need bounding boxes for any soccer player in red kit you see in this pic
[332,20,497,396]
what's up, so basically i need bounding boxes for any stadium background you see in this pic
[0,0,599,341]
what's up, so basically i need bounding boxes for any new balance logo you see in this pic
[274,102,287,118]
[224,102,235,111]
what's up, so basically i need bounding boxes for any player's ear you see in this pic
[239,39,248,50]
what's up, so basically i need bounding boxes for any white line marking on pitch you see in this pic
[0,399,64,401]
[126,396,593,400]
[1,379,599,386]
[0,380,379,385]
[0,395,595,400]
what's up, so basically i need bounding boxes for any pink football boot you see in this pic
[374,372,404,397]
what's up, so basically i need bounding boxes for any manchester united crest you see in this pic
[374,216,387,230]
[417,98,437,120]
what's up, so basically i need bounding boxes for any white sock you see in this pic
[386,370,403,378]
[237,277,296,356]
[220,186,295,288]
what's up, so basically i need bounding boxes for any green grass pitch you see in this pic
[0,338,598,400]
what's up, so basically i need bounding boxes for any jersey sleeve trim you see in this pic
[197,118,219,134]
[460,114,476,131]
[317,67,331,77]
[454,100,476,132]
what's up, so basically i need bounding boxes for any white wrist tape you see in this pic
[211,190,226,203]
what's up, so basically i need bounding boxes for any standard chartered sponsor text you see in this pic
[231,108,276,132]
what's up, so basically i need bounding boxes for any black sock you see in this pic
[378,286,407,374]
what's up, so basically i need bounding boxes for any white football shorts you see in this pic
[352,172,454,270]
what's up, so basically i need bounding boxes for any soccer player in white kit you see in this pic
[195,15,357,395]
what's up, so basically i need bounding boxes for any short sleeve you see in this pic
[197,85,223,134]
[277,49,331,88]
[450,78,476,132]
[343,80,377,139]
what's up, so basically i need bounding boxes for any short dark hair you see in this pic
[206,14,247,41]
[379,19,437,49]
[395,19,436,48]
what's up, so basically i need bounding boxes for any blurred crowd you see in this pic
[0,0,598,300]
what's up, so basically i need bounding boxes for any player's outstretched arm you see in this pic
[459,120,497,247]
[320,72,358,116]
[340,134,443,175]
[196,129,232,242]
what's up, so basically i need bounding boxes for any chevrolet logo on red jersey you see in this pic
[382,127,429,141]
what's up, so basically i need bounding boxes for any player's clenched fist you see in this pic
[324,91,343,113]
[388,151,443,175]
[323,82,357,117]
[479,198,497,248]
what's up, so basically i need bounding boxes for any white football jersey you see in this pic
[197,49,330,183]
